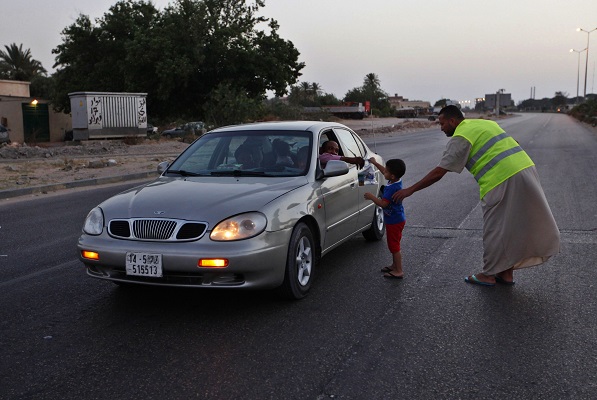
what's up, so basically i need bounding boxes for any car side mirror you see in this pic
[322,160,350,177]
[157,161,170,174]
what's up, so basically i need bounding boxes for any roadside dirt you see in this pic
[0,139,189,191]
[0,118,438,192]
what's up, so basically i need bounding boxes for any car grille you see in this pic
[108,218,208,242]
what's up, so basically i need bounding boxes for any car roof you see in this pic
[209,120,351,134]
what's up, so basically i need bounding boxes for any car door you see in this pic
[318,130,359,251]
[333,128,378,232]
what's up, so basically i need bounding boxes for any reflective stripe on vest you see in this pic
[465,132,508,171]
[454,120,534,199]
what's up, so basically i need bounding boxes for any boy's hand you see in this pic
[363,192,376,200]
[368,157,376,163]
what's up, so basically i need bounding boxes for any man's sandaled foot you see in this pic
[380,266,392,273]
[383,271,403,279]
[495,276,515,285]
[464,274,495,287]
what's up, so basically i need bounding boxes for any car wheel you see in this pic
[362,202,385,241]
[277,222,315,300]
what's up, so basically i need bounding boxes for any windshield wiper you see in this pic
[211,170,266,177]
[167,169,202,177]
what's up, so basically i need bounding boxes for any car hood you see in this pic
[99,176,308,224]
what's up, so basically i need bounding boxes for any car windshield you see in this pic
[166,129,313,177]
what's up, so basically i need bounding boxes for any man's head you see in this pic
[438,105,465,137]
[321,140,340,155]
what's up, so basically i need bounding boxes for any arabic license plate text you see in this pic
[125,253,163,277]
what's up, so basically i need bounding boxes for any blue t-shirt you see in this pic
[382,180,406,224]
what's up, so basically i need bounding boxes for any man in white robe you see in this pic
[393,106,560,286]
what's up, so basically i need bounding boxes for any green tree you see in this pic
[203,82,263,127]
[30,75,55,99]
[0,43,47,81]
[551,91,568,108]
[287,81,340,107]
[344,73,391,116]
[51,0,304,123]
[51,1,161,112]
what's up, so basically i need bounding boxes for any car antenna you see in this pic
[371,118,377,153]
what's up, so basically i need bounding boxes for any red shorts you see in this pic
[386,221,405,254]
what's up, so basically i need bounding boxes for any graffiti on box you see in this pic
[88,97,102,128]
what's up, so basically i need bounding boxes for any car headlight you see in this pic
[210,212,267,241]
[83,207,104,235]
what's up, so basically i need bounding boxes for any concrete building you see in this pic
[0,79,71,143]
[388,94,431,109]
[388,94,432,117]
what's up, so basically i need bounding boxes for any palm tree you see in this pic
[0,43,47,81]
[363,73,380,90]
[310,82,322,97]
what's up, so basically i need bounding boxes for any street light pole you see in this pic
[577,27,597,98]
[570,48,587,101]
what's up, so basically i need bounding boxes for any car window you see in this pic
[318,130,334,154]
[168,130,312,177]
[333,128,365,158]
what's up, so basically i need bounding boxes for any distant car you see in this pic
[161,121,205,138]
[0,124,10,144]
[78,121,386,299]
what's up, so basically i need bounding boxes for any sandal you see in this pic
[383,272,403,279]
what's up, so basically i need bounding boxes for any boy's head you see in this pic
[385,159,406,180]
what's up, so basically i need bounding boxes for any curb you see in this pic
[0,171,159,200]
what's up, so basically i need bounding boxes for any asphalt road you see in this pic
[1,113,596,399]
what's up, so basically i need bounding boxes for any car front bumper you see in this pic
[78,228,292,290]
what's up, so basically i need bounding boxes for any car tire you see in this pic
[277,222,315,300]
[362,201,385,241]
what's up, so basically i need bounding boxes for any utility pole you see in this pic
[495,89,504,116]
[577,27,597,98]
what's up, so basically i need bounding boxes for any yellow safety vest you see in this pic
[453,119,534,199]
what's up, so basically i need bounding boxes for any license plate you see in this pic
[125,252,163,277]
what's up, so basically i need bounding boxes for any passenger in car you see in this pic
[319,140,365,168]
[295,146,310,170]
[234,144,260,169]
[272,139,295,166]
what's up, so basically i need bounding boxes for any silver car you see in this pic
[78,121,386,299]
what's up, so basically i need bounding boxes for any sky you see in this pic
[2,0,597,105]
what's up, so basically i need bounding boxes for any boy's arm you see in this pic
[368,157,386,174]
[364,192,390,208]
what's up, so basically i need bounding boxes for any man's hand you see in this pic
[343,156,365,168]
[392,187,414,202]
[356,157,365,168]
[391,167,448,202]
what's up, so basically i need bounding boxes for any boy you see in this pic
[364,158,407,279]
